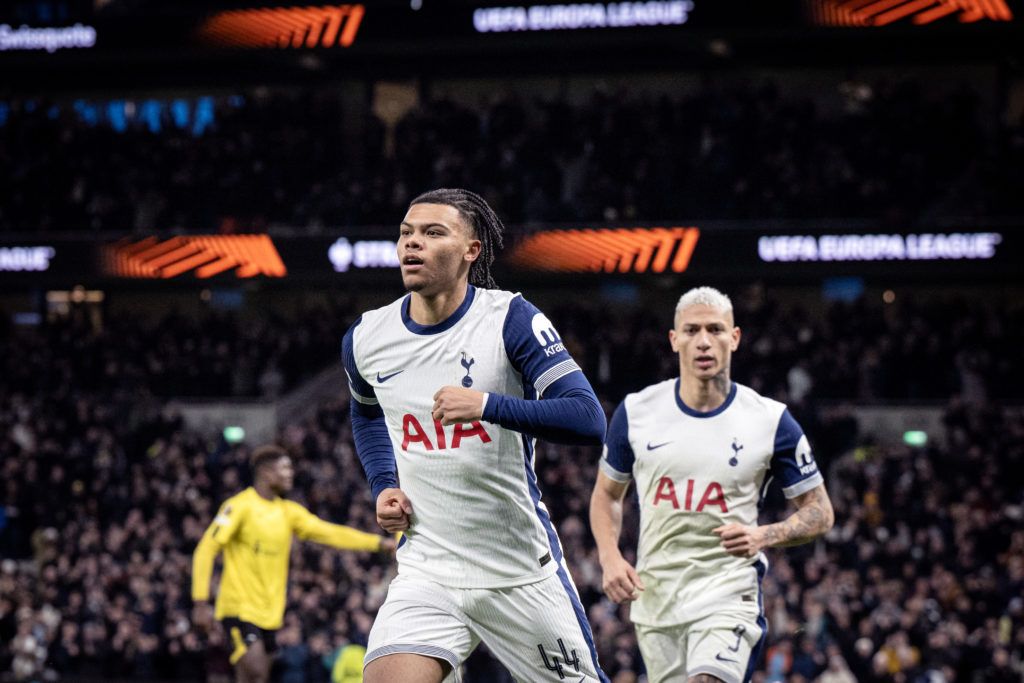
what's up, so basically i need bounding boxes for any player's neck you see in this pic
[678,374,731,412]
[253,482,276,501]
[408,281,469,326]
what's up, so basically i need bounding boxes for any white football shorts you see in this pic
[634,602,766,683]
[365,568,607,682]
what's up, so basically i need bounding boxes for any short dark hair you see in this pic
[410,188,505,289]
[250,444,289,475]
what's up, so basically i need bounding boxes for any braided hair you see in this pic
[410,188,505,289]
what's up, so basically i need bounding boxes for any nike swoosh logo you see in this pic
[715,653,738,663]
[376,370,404,383]
[647,441,672,450]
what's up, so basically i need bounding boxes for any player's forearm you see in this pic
[589,492,626,565]
[351,398,398,497]
[760,487,834,548]
[191,535,220,601]
[304,519,382,552]
[482,389,605,445]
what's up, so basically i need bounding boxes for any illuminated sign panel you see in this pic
[195,4,365,48]
[757,232,1003,262]
[0,225,1018,285]
[0,246,56,271]
[507,227,700,273]
[328,237,399,272]
[0,23,96,52]
[473,1,694,32]
[102,235,286,279]
[805,0,1012,26]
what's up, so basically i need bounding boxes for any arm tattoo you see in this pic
[761,485,834,548]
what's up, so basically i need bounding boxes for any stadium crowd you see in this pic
[1,288,1022,682]
[2,74,1023,234]
[0,299,356,400]
[1,282,1020,404]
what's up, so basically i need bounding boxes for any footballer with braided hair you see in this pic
[343,188,609,682]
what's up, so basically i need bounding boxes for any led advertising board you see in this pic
[0,225,1018,288]
[2,0,1018,61]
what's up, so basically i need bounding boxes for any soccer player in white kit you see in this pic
[589,286,834,683]
[343,188,610,683]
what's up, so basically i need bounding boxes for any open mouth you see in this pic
[695,355,715,369]
[402,254,424,269]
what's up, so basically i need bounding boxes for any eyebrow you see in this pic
[400,221,451,230]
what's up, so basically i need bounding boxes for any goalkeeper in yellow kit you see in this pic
[192,444,395,683]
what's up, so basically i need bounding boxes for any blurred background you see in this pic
[1,0,1023,681]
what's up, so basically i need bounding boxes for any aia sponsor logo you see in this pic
[401,414,491,451]
[652,477,728,513]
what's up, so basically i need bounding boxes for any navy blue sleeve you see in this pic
[343,318,397,498]
[600,400,635,481]
[483,371,606,445]
[480,296,606,446]
[769,408,824,499]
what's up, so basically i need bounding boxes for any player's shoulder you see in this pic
[353,295,407,331]
[281,496,307,511]
[625,378,678,410]
[732,382,788,418]
[477,288,542,334]
[216,488,254,517]
[476,286,519,304]
[614,379,677,426]
[222,487,253,505]
[280,497,311,518]
[346,297,408,355]
[472,287,520,317]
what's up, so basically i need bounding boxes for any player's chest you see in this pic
[631,416,773,483]
[238,507,291,556]
[361,331,512,411]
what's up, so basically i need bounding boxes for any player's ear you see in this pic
[669,328,680,353]
[464,239,481,263]
[731,326,741,351]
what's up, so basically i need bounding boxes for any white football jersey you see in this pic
[346,286,583,588]
[601,379,824,627]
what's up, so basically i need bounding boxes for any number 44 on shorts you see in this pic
[537,638,580,680]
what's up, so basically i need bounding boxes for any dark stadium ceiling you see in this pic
[2,0,1023,90]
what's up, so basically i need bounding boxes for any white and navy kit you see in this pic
[601,379,824,683]
[344,284,608,682]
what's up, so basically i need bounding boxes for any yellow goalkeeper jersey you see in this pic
[192,487,382,630]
